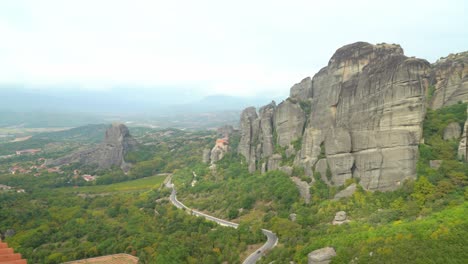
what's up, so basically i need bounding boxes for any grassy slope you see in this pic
[59,174,168,194]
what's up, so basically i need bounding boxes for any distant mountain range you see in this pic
[0,87,284,128]
[0,86,282,114]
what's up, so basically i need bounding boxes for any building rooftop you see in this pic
[63,254,138,264]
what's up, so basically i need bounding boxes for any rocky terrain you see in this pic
[46,123,138,171]
[429,51,468,109]
[236,42,468,191]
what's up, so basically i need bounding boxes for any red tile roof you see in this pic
[0,242,27,264]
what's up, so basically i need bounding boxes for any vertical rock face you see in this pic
[258,102,276,157]
[290,77,313,100]
[238,107,260,172]
[217,125,235,138]
[458,108,468,161]
[301,42,430,190]
[443,122,462,140]
[47,123,138,171]
[430,52,468,109]
[274,99,306,147]
[202,148,211,164]
[238,42,434,191]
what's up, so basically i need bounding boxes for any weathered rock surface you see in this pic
[259,102,276,157]
[275,99,306,147]
[289,213,297,222]
[47,123,137,171]
[429,160,442,169]
[238,42,468,191]
[443,122,462,140]
[332,211,350,225]
[291,177,311,204]
[334,183,357,199]
[302,42,429,191]
[290,77,313,100]
[308,247,337,264]
[217,125,235,137]
[238,107,259,172]
[202,148,211,164]
[458,109,468,161]
[280,166,293,176]
[430,51,468,109]
[4,229,15,238]
[267,154,282,171]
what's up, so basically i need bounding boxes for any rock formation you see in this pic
[333,183,357,199]
[47,123,138,172]
[217,125,235,138]
[202,148,211,164]
[291,177,311,204]
[236,42,468,192]
[238,42,432,191]
[429,51,468,109]
[443,122,462,140]
[275,99,306,147]
[458,108,468,161]
[308,247,336,264]
[210,138,229,164]
[238,107,260,172]
[332,211,350,225]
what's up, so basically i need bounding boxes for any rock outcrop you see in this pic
[443,122,462,140]
[47,123,137,171]
[332,211,350,225]
[333,183,357,199]
[290,77,313,100]
[210,138,229,164]
[275,99,306,147]
[202,148,211,164]
[429,51,468,109]
[238,42,431,191]
[237,42,468,191]
[291,177,311,204]
[458,108,468,161]
[300,42,429,190]
[217,125,235,138]
[238,107,260,172]
[308,247,337,264]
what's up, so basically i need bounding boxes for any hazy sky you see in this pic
[0,0,467,98]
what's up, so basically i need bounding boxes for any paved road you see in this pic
[166,179,278,263]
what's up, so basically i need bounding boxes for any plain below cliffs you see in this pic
[237,42,468,191]
[47,123,138,172]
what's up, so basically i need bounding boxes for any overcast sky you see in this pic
[0,0,467,98]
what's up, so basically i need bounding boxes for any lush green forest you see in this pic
[174,103,468,263]
[1,104,467,263]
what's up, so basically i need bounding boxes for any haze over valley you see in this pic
[1,1,467,264]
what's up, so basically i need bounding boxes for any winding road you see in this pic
[165,179,278,264]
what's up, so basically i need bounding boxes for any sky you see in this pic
[0,0,467,99]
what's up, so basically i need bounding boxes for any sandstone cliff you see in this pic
[429,51,468,109]
[47,123,138,171]
[239,42,434,191]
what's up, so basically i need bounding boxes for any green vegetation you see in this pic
[1,102,468,263]
[0,128,259,263]
[174,103,468,263]
[0,187,255,263]
[60,174,167,194]
[177,156,300,220]
[318,142,326,159]
[33,124,107,143]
